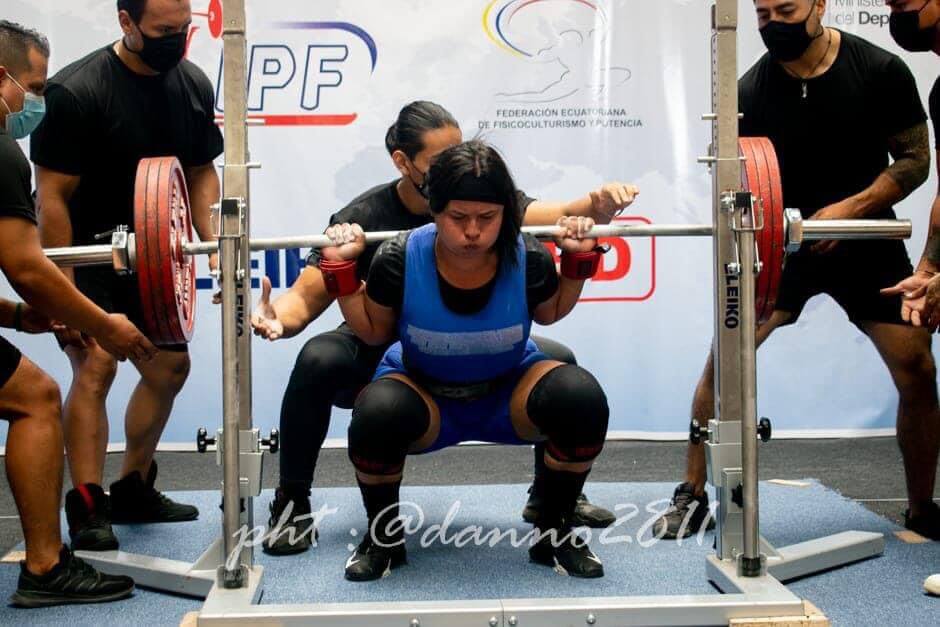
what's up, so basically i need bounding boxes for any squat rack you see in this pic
[74,1,886,624]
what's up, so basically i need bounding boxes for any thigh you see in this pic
[772,249,825,325]
[112,274,187,352]
[73,267,117,314]
[295,326,386,409]
[828,240,914,328]
[859,320,934,385]
[0,334,22,392]
[530,335,577,365]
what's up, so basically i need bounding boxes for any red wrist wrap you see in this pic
[560,249,602,280]
[319,259,360,297]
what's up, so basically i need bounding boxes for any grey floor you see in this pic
[0,436,936,556]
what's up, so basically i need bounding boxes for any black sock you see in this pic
[530,466,590,529]
[357,478,402,543]
[279,479,312,501]
[532,442,548,476]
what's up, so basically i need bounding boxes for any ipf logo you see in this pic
[189,1,377,126]
[482,0,630,103]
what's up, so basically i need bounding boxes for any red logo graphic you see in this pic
[542,216,655,303]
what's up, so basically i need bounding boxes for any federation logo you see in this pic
[188,1,377,126]
[482,0,630,103]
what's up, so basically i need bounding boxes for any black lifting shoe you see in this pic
[523,488,616,529]
[344,535,407,582]
[652,482,716,540]
[65,484,119,552]
[10,545,135,608]
[904,502,940,541]
[110,461,198,523]
[263,488,319,556]
[529,525,604,578]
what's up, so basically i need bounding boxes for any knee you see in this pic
[527,365,609,462]
[34,372,62,422]
[894,347,937,393]
[141,351,191,395]
[170,353,192,386]
[348,379,429,474]
[73,346,118,393]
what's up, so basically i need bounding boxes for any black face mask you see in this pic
[759,7,821,62]
[408,160,430,199]
[128,27,188,73]
[890,4,937,52]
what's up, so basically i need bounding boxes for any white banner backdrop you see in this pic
[1,1,937,446]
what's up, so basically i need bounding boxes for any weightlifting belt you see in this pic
[405,356,515,402]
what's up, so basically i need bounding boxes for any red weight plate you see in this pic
[754,137,786,324]
[739,137,786,325]
[134,157,196,345]
[742,137,776,324]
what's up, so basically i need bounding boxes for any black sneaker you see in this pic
[344,536,407,582]
[652,482,716,540]
[10,546,134,608]
[262,489,318,556]
[110,461,198,523]
[904,502,940,541]
[65,484,119,552]
[529,526,604,578]
[523,489,616,529]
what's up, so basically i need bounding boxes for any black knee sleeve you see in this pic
[348,378,430,475]
[527,365,609,463]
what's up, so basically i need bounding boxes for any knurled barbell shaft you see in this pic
[181,218,913,255]
[42,218,912,267]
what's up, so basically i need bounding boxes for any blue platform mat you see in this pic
[1,481,937,625]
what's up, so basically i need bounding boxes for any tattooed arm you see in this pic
[885,122,931,201]
[807,123,929,253]
[915,150,940,273]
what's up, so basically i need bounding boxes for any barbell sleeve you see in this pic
[44,245,114,267]
[798,219,912,241]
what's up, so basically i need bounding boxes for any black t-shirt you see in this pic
[929,76,940,148]
[307,180,537,280]
[365,231,559,317]
[739,31,926,218]
[0,128,37,225]
[30,45,224,244]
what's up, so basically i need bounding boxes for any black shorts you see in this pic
[775,239,913,327]
[0,334,23,389]
[73,266,188,352]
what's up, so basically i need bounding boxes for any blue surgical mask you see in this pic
[2,74,46,139]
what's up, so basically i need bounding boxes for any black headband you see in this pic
[448,172,506,205]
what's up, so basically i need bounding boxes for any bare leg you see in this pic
[1,357,65,575]
[861,322,940,517]
[121,350,190,478]
[62,341,116,487]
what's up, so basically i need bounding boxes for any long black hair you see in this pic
[427,140,522,268]
[385,101,459,159]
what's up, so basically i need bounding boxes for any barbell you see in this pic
[41,137,912,346]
